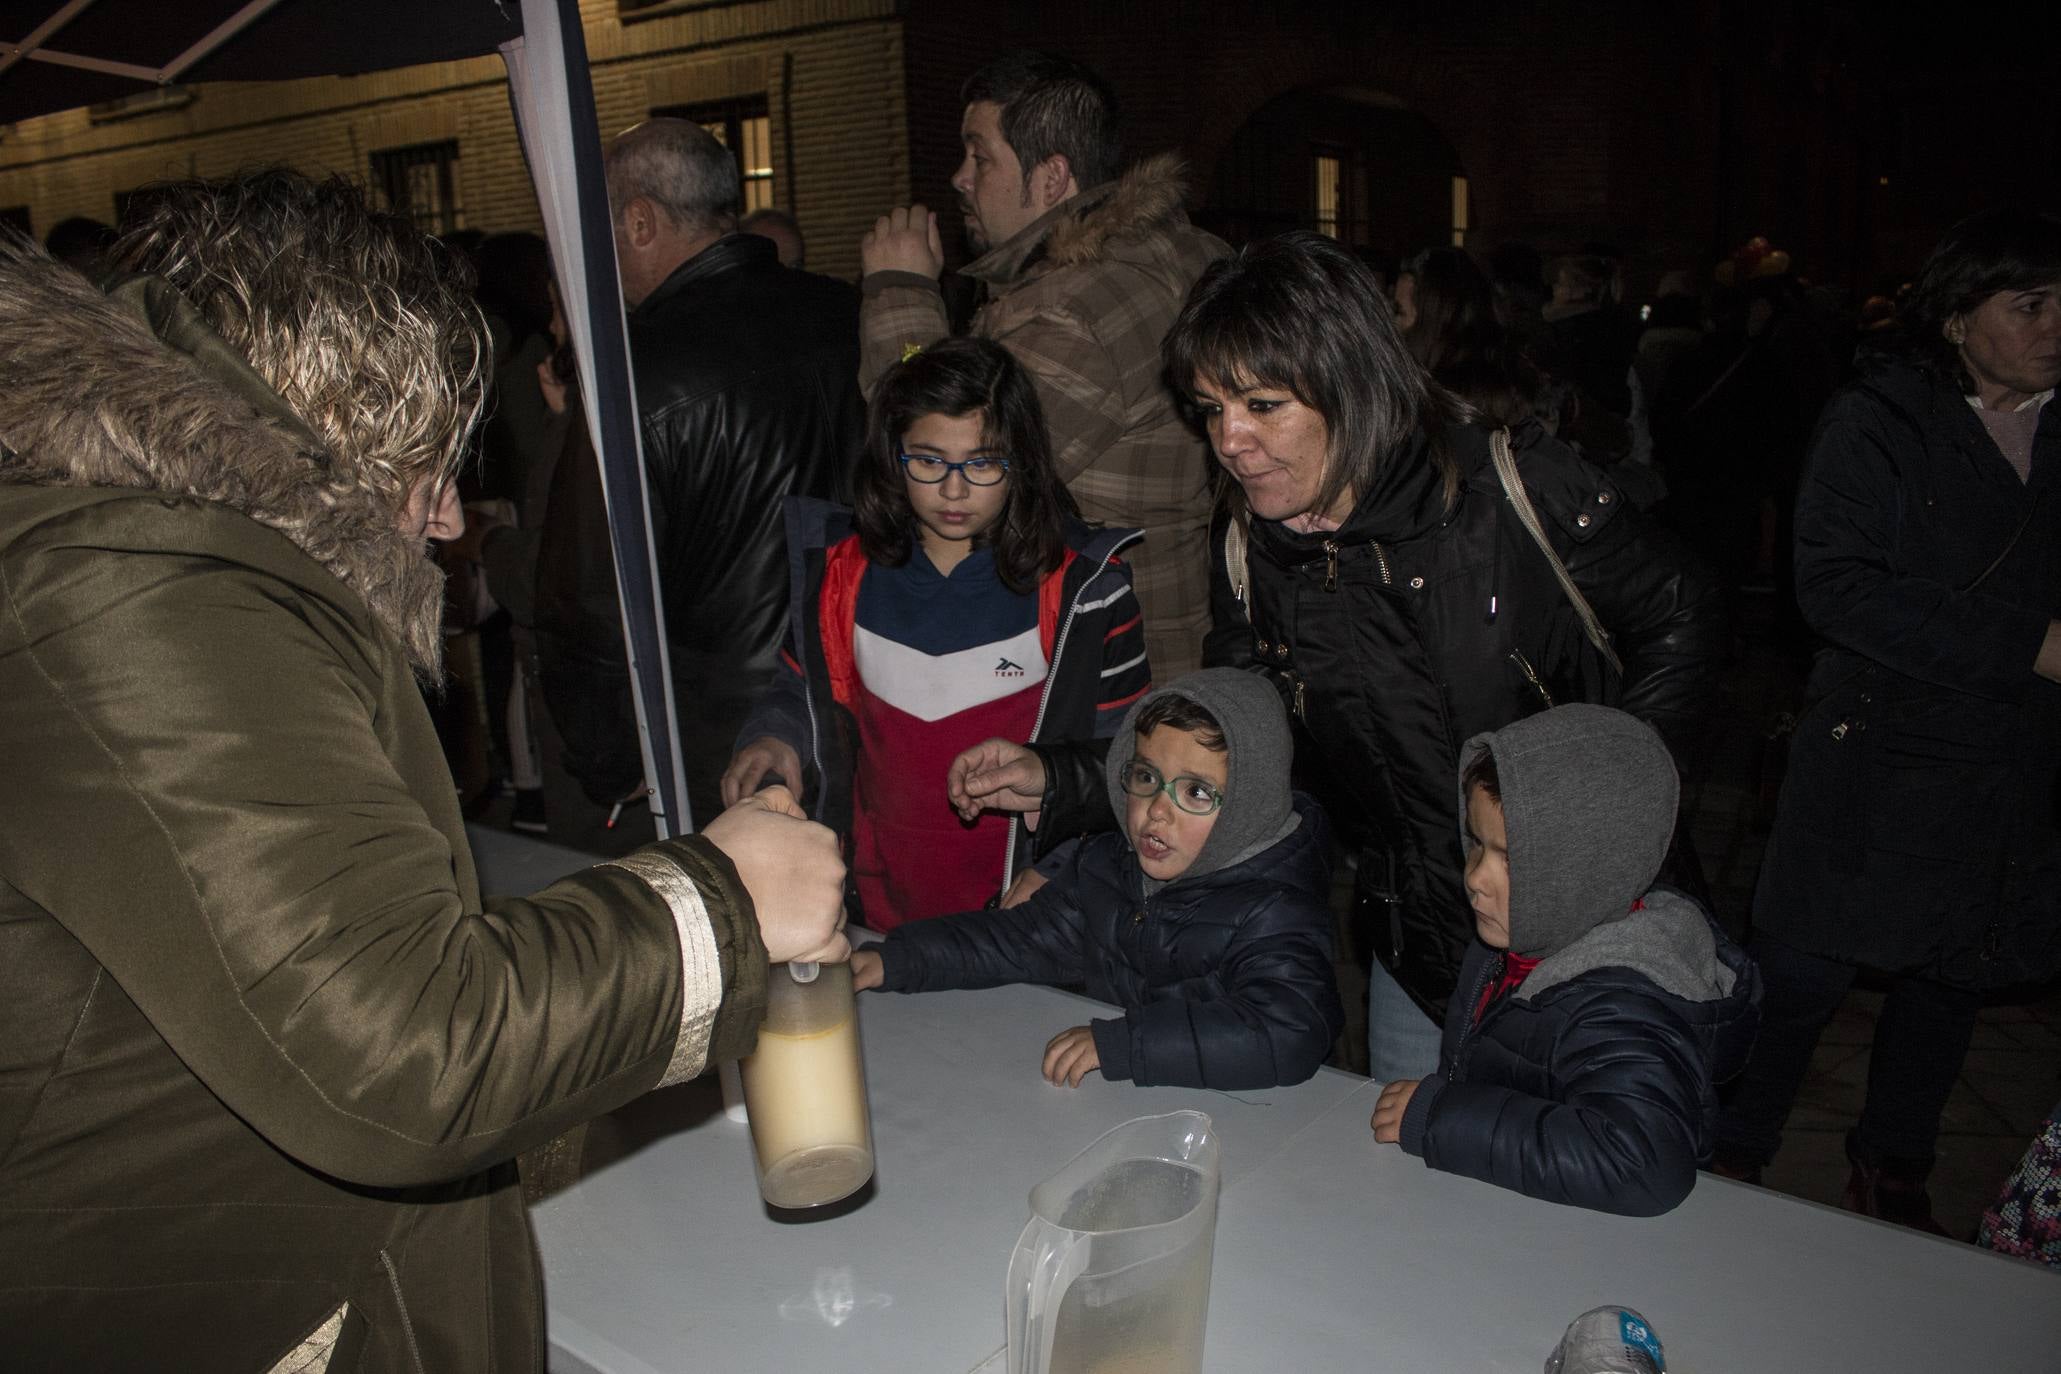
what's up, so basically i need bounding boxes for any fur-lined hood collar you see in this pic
[964,152,1194,287]
[0,242,446,676]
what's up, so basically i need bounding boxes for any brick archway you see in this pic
[1172,49,1505,246]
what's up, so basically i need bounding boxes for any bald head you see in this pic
[605,118,741,306]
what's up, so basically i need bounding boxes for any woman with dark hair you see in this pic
[948,232,1727,1080]
[1713,208,2061,1231]
[723,336,1151,928]
[1397,246,1541,429]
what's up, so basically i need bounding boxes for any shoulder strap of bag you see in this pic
[1224,506,1250,607]
[1491,427,1625,677]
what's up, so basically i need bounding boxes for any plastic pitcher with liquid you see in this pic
[1005,1111,1220,1374]
[739,961,875,1209]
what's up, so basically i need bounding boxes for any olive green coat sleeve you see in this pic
[0,507,765,1190]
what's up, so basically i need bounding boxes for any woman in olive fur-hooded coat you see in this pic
[0,178,769,1374]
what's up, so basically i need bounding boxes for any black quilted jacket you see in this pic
[873,795,1343,1090]
[1399,909,1761,1217]
[1036,421,1725,1023]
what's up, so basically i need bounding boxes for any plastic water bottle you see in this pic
[1544,1306,1665,1374]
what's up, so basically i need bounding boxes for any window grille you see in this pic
[370,140,464,236]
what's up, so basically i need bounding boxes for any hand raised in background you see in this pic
[860,204,944,280]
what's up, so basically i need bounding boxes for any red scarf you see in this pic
[1473,952,1541,1024]
[1474,898,1647,1024]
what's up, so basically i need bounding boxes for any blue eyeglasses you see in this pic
[898,453,1011,486]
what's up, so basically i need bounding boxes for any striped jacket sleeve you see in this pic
[858,273,950,394]
[1091,561,1151,736]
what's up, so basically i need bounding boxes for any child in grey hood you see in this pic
[852,669,1343,1090]
[1371,704,1762,1215]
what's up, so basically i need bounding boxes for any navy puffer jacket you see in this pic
[1399,913,1760,1216]
[873,794,1342,1090]
[1396,706,1762,1216]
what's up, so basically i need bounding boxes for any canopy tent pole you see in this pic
[1,0,287,85]
[162,0,290,82]
[501,0,693,837]
[0,0,101,79]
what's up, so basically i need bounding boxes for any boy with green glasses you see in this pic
[852,669,1343,1089]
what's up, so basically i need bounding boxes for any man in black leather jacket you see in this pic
[540,118,862,832]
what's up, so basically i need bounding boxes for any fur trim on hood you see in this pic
[1045,152,1192,268]
[0,241,447,677]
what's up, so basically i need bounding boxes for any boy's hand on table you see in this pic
[1370,1079,1420,1143]
[1043,1026,1101,1088]
[850,949,883,991]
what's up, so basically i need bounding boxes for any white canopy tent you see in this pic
[0,0,695,832]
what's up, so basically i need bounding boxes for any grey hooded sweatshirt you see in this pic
[1395,704,1762,1216]
[874,669,1343,1088]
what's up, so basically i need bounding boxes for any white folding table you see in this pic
[470,826,2061,1374]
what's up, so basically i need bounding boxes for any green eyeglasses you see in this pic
[898,453,1011,486]
[1121,761,1225,816]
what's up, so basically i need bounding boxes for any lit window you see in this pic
[1314,153,1342,240]
[1450,175,1470,248]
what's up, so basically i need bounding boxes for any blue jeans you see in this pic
[1366,957,1444,1083]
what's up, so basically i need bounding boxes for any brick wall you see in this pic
[899,0,1716,287]
[0,0,908,281]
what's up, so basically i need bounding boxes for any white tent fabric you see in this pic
[500,0,692,836]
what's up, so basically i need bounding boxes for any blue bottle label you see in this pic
[1619,1311,1665,1370]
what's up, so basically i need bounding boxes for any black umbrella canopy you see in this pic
[0,0,522,124]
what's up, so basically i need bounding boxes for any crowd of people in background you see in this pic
[388,50,2055,1253]
[5,41,2057,1372]
[399,53,2060,1255]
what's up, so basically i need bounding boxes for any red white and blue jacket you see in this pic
[735,497,1149,929]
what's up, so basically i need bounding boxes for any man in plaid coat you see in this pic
[859,50,1225,679]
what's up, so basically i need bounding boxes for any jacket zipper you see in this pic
[800,663,826,814]
[1509,648,1554,709]
[1322,539,1392,590]
[1001,533,1142,889]
[1447,955,1502,1083]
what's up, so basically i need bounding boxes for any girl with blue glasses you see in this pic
[722,336,1151,929]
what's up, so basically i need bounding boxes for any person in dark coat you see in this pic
[852,670,1344,1091]
[543,117,863,834]
[1714,208,2061,1232]
[944,234,1725,1085]
[1372,705,1760,1217]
